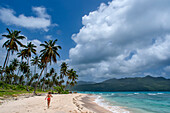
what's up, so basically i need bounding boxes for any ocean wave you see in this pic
[94,95,130,113]
[148,93,164,95]
[157,93,163,94]
[148,93,157,95]
[134,93,139,95]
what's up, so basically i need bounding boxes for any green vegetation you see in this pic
[0,28,78,96]
[72,76,170,91]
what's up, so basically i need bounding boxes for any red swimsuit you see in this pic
[47,97,50,101]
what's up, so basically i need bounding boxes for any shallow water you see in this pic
[79,91,170,113]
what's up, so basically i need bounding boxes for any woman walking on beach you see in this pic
[45,92,53,108]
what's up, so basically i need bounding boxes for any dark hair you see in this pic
[48,91,51,94]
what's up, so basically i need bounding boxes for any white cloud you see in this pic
[68,0,170,81]
[0,6,52,31]
[45,35,52,40]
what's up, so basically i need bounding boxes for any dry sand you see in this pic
[0,93,111,113]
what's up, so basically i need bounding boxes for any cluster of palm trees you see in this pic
[0,28,78,94]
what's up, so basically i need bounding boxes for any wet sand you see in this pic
[81,96,112,113]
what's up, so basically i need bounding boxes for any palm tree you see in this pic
[19,75,25,85]
[17,50,27,62]
[2,28,26,71]
[52,72,58,90]
[13,74,19,85]
[49,68,55,76]
[10,58,19,75]
[0,66,3,81]
[31,56,40,75]
[34,39,61,94]
[60,62,68,80]
[60,62,69,90]
[21,42,36,91]
[18,62,28,75]
[68,69,78,87]
[11,58,19,67]
[22,42,36,75]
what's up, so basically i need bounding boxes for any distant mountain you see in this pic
[72,76,170,91]
[77,81,96,85]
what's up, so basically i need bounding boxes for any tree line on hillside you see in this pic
[0,28,78,94]
[72,76,170,91]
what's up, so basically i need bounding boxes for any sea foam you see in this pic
[93,95,130,113]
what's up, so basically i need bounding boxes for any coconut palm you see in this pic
[0,66,3,81]
[34,39,61,94]
[10,58,19,75]
[31,56,40,75]
[2,28,26,71]
[18,62,28,75]
[60,62,68,80]
[13,74,19,85]
[19,75,25,85]
[11,58,19,67]
[52,72,58,90]
[21,42,36,90]
[17,50,27,62]
[68,69,78,87]
[22,42,36,74]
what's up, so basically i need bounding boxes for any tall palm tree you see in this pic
[21,42,36,87]
[31,56,40,75]
[11,58,19,68]
[18,62,28,75]
[68,69,78,87]
[19,75,25,85]
[22,42,37,69]
[17,50,27,62]
[13,74,19,85]
[0,66,3,81]
[34,39,61,94]
[2,28,26,71]
[10,58,19,75]
[60,62,68,80]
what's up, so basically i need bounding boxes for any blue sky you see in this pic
[0,0,111,60]
[1,0,170,82]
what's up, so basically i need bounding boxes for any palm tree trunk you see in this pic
[34,65,36,75]
[42,64,47,91]
[3,50,9,70]
[42,79,46,91]
[34,64,46,95]
[6,52,10,67]
[26,57,29,92]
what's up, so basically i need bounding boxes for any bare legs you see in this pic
[47,100,50,108]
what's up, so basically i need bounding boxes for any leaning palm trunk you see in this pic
[6,52,10,67]
[42,77,46,91]
[26,57,30,92]
[34,65,36,76]
[34,64,46,95]
[42,64,47,91]
[2,50,10,71]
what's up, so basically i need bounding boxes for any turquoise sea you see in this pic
[79,92,170,113]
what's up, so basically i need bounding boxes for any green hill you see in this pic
[72,76,170,91]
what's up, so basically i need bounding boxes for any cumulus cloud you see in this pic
[0,6,51,31]
[69,0,170,81]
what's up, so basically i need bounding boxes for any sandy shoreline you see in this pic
[0,93,130,113]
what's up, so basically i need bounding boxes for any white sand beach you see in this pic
[0,93,113,113]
